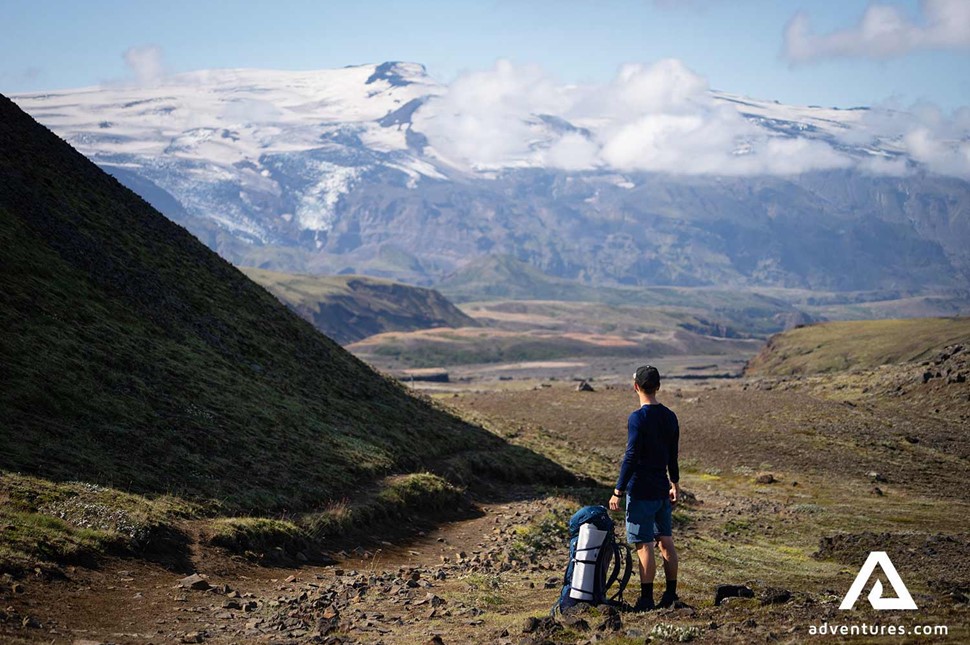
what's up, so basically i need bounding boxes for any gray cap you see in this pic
[634,365,660,389]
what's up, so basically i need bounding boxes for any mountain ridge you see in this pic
[11,62,970,294]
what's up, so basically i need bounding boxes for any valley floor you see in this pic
[2,369,968,644]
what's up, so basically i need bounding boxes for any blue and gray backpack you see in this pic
[552,505,633,614]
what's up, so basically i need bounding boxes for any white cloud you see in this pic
[123,44,166,85]
[839,101,970,177]
[412,58,854,177]
[784,0,970,63]
[410,60,566,168]
[411,58,969,179]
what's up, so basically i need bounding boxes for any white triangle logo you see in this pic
[839,551,917,610]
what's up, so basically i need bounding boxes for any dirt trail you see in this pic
[0,492,576,644]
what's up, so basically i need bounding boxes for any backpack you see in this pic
[551,505,633,615]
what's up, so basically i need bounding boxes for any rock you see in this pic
[760,587,792,605]
[415,593,446,607]
[871,487,884,496]
[596,606,622,632]
[21,616,41,629]
[427,636,446,645]
[178,574,211,591]
[576,381,595,392]
[522,616,560,634]
[181,632,204,643]
[867,471,887,483]
[714,584,754,606]
[11,583,24,594]
[755,473,776,484]
[561,614,590,631]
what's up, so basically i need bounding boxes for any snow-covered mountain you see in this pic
[11,61,970,291]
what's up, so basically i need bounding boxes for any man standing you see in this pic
[608,365,680,611]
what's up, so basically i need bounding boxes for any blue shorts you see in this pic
[625,495,672,544]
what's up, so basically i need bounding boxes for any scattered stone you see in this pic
[11,583,24,594]
[867,471,887,483]
[576,380,595,392]
[284,575,297,583]
[522,616,560,634]
[560,614,590,631]
[178,574,210,591]
[181,632,204,643]
[760,587,792,605]
[755,473,776,484]
[714,584,754,606]
[21,616,41,629]
[415,593,446,607]
[870,487,884,496]
[596,606,622,632]
[427,636,445,645]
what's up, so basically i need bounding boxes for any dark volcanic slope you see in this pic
[0,94,565,512]
[241,267,477,344]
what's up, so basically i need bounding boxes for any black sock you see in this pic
[665,579,677,596]
[640,582,654,600]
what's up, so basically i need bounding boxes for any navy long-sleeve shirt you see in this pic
[615,403,680,501]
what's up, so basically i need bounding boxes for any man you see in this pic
[608,365,680,612]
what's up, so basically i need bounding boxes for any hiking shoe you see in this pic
[656,591,678,609]
[632,596,655,612]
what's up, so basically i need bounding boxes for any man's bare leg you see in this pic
[657,536,679,607]
[634,542,657,610]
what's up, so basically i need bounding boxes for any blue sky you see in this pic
[2,0,968,109]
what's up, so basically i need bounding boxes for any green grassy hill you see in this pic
[240,267,477,344]
[437,255,814,336]
[744,317,970,376]
[0,95,568,569]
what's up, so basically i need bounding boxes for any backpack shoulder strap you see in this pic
[604,538,622,595]
[609,542,634,604]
